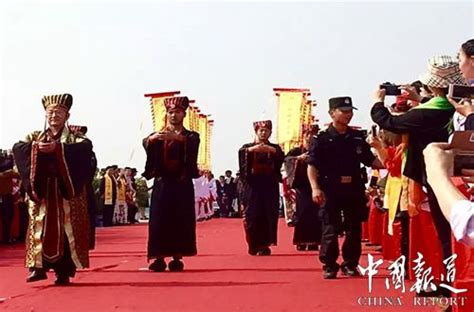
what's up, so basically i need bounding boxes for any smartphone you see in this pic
[380,83,401,96]
[448,84,474,100]
[450,131,474,176]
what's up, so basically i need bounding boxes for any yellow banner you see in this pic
[197,115,208,170]
[277,92,303,146]
[276,90,314,153]
[150,97,168,132]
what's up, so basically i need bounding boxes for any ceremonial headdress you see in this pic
[164,96,190,111]
[42,94,73,111]
[253,120,272,131]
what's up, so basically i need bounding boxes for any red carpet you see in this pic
[0,219,445,311]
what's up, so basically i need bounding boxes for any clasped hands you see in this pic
[248,143,276,154]
[34,141,57,153]
[148,131,185,143]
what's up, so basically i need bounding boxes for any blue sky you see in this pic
[1,1,473,176]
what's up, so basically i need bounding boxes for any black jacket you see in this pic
[371,101,454,185]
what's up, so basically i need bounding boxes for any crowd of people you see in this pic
[1,39,473,301]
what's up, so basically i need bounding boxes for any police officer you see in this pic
[307,96,383,279]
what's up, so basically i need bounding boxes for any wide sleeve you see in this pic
[273,144,285,182]
[60,139,95,199]
[371,102,425,134]
[185,131,200,179]
[142,134,160,180]
[238,143,254,182]
[12,140,35,200]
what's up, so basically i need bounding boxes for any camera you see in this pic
[380,82,401,96]
[448,84,474,100]
[371,125,377,137]
[450,131,474,176]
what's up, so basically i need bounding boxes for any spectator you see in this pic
[371,55,465,264]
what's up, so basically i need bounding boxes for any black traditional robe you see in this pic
[238,142,284,252]
[12,127,96,271]
[284,147,321,245]
[143,129,200,258]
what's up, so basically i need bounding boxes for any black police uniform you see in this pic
[307,97,375,275]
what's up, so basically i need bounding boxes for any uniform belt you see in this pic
[323,175,360,184]
[340,176,352,184]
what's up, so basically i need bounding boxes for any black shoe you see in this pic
[323,264,339,279]
[168,259,184,272]
[149,258,167,272]
[54,274,70,285]
[341,266,360,277]
[248,248,258,256]
[296,244,307,251]
[307,245,319,251]
[287,220,296,227]
[256,247,271,256]
[26,269,48,283]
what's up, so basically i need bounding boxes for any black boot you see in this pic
[256,247,271,256]
[54,274,71,285]
[322,264,339,279]
[168,257,184,272]
[341,265,360,277]
[296,244,307,251]
[148,258,167,272]
[26,268,48,283]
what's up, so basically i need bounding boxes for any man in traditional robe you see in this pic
[143,96,200,272]
[12,93,96,285]
[100,165,118,227]
[238,120,284,256]
[284,125,321,251]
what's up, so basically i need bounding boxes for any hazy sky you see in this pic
[1,1,473,176]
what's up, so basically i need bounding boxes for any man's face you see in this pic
[303,133,312,149]
[167,108,186,125]
[256,127,271,141]
[330,108,353,125]
[225,171,232,178]
[46,106,69,128]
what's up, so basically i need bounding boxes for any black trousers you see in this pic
[426,185,452,261]
[319,188,364,270]
[103,204,115,227]
[128,203,138,223]
[0,194,14,243]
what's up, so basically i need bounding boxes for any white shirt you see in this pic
[208,178,218,199]
[193,176,208,199]
[450,200,474,247]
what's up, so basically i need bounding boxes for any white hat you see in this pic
[419,55,465,88]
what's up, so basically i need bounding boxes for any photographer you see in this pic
[371,55,465,263]
[423,142,474,246]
